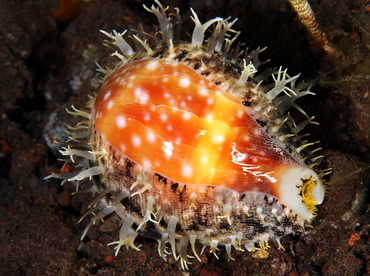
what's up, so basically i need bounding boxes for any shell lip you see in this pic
[277,166,325,221]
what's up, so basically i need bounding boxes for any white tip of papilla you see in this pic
[237,59,257,84]
[278,166,325,221]
[190,8,222,47]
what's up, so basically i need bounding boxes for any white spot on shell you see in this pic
[141,158,152,170]
[128,75,136,82]
[212,135,224,144]
[147,131,156,143]
[132,135,141,147]
[207,98,214,105]
[237,109,244,118]
[134,87,149,104]
[146,60,159,70]
[103,90,111,101]
[253,128,262,137]
[95,111,103,119]
[181,164,193,177]
[107,100,113,110]
[116,115,127,128]
[160,114,168,121]
[182,112,191,120]
[180,78,191,87]
[120,144,127,152]
[163,141,173,156]
[198,88,208,96]
[144,113,150,121]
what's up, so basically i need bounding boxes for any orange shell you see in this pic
[94,59,299,195]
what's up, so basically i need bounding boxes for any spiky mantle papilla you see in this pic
[46,0,327,270]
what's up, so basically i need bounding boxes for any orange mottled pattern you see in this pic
[93,59,299,194]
